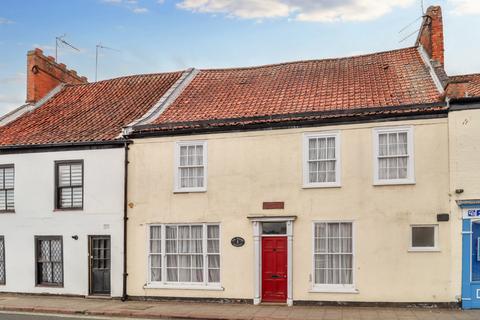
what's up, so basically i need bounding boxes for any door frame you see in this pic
[249,216,296,306]
[88,235,111,296]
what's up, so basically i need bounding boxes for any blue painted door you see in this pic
[463,219,480,309]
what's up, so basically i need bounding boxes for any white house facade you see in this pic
[0,147,125,297]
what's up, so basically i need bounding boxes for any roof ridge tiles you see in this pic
[63,70,186,88]
[197,46,418,72]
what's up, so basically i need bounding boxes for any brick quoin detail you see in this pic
[417,6,444,65]
[27,48,88,103]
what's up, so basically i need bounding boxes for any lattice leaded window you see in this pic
[0,236,5,284]
[56,161,83,209]
[175,142,207,191]
[314,222,354,288]
[0,165,14,212]
[148,224,220,286]
[36,237,63,286]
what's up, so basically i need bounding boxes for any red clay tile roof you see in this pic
[142,46,444,133]
[449,73,480,98]
[0,72,182,146]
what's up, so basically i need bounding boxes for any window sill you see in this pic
[53,209,84,213]
[35,284,64,288]
[408,248,441,252]
[0,211,15,214]
[144,283,224,291]
[173,189,207,194]
[310,287,359,294]
[373,179,415,186]
[303,183,341,189]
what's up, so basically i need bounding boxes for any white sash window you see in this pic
[303,132,341,188]
[175,141,207,192]
[373,126,414,185]
[313,222,355,292]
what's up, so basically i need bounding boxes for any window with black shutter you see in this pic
[55,161,83,210]
[0,165,14,213]
[35,236,63,286]
[0,236,5,285]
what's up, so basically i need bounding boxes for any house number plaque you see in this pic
[231,237,245,247]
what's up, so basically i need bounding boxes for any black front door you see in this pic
[89,236,111,295]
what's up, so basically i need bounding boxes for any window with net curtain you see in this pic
[149,224,220,286]
[313,222,353,289]
[374,127,413,183]
[304,133,340,187]
[176,141,206,191]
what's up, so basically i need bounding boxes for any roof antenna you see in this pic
[95,43,120,82]
[398,0,425,44]
[55,34,80,62]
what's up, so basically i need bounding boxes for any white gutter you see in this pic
[121,68,199,137]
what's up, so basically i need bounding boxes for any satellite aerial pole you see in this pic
[55,34,80,62]
[95,43,120,82]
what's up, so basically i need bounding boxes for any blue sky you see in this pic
[0,0,479,114]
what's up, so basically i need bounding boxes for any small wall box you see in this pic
[437,213,449,222]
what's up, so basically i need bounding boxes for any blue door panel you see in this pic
[463,219,480,309]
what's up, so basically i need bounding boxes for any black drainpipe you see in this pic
[122,140,130,301]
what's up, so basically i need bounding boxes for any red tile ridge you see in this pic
[197,46,418,72]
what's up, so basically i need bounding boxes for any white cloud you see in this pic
[176,0,415,22]
[132,7,149,13]
[449,0,480,15]
[0,17,14,24]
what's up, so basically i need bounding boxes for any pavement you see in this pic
[0,294,480,320]
[0,312,141,320]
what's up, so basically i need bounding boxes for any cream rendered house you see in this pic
[124,6,460,306]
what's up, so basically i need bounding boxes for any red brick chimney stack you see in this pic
[416,6,444,65]
[26,48,88,104]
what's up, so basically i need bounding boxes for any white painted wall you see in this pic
[0,147,125,297]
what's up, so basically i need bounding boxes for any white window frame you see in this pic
[409,224,439,252]
[146,223,222,290]
[303,132,341,188]
[174,141,207,193]
[311,220,357,293]
[373,126,415,185]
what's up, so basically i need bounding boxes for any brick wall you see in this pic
[417,6,444,65]
[26,48,88,103]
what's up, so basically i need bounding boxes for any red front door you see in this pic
[262,236,287,302]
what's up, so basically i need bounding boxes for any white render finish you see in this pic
[0,148,125,297]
